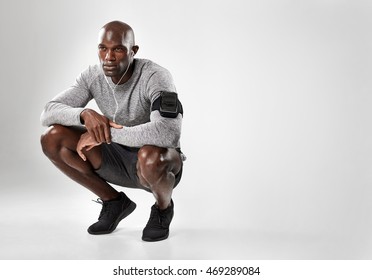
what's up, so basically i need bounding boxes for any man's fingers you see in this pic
[98,126,106,143]
[88,127,102,143]
[104,125,111,143]
[87,124,111,143]
[77,132,100,160]
[81,110,115,143]
[86,144,97,151]
[87,128,99,143]
[109,121,123,129]
[77,146,86,161]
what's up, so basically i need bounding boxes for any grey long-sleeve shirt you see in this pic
[40,59,182,148]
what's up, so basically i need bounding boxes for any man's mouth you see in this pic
[103,64,117,70]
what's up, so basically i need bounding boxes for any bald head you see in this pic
[99,21,136,46]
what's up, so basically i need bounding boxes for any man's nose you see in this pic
[105,49,115,61]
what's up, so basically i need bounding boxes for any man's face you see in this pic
[97,28,132,79]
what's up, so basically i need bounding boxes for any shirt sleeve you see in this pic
[111,110,182,148]
[40,67,94,127]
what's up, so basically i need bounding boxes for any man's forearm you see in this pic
[40,101,85,127]
[110,111,182,148]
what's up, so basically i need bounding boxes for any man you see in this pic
[40,21,184,242]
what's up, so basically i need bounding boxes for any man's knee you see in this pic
[40,125,67,158]
[137,145,169,184]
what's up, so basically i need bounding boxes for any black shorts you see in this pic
[95,143,183,190]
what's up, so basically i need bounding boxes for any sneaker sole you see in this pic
[88,200,137,235]
[142,231,170,242]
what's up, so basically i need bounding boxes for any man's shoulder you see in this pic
[78,64,103,87]
[135,59,176,100]
[81,64,102,78]
[136,59,171,75]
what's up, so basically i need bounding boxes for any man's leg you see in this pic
[136,145,182,209]
[40,124,119,201]
[40,124,136,235]
[136,145,182,241]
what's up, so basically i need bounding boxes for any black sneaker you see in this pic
[142,200,174,242]
[88,192,136,235]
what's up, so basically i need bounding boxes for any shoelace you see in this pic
[92,198,113,219]
[92,198,103,205]
[147,206,167,228]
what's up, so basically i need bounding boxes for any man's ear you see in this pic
[131,45,139,56]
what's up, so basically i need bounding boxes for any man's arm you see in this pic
[40,69,94,127]
[41,97,122,144]
[40,67,121,144]
[40,100,88,127]
[109,67,183,149]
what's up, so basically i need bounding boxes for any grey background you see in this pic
[0,0,371,259]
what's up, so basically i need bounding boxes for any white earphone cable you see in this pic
[104,61,131,123]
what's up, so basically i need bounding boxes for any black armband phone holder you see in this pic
[152,91,183,118]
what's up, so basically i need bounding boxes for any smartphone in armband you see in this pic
[160,91,179,118]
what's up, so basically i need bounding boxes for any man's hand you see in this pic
[76,132,101,161]
[80,109,122,143]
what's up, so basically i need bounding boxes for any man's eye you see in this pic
[115,48,124,52]
[98,46,106,51]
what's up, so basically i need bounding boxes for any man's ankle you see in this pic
[101,192,121,202]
